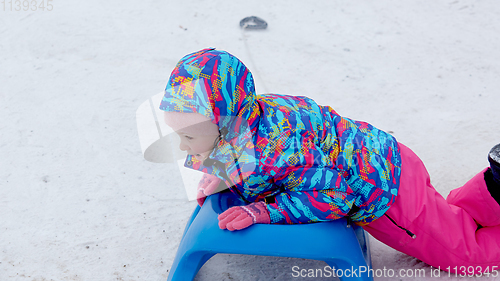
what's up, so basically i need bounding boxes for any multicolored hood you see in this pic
[159,48,260,187]
[160,48,258,139]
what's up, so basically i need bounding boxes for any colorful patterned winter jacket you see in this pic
[160,48,401,225]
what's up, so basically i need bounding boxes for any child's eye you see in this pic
[185,136,193,140]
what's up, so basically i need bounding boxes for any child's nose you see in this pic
[179,142,189,151]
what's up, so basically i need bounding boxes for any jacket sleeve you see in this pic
[262,131,357,224]
[266,167,357,224]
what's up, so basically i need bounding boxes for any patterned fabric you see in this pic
[160,48,402,225]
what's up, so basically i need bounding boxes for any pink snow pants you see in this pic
[362,143,500,275]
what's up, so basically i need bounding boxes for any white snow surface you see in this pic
[2,0,500,280]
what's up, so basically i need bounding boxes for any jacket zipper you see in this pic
[384,214,417,239]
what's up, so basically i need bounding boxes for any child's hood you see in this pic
[159,48,260,185]
[159,48,258,138]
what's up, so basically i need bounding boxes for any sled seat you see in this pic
[167,191,373,281]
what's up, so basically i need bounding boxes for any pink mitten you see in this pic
[196,174,222,206]
[218,202,271,231]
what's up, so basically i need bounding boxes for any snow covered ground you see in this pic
[2,0,500,280]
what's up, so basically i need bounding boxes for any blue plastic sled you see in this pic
[167,191,373,280]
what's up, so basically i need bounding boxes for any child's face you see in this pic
[164,112,219,161]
